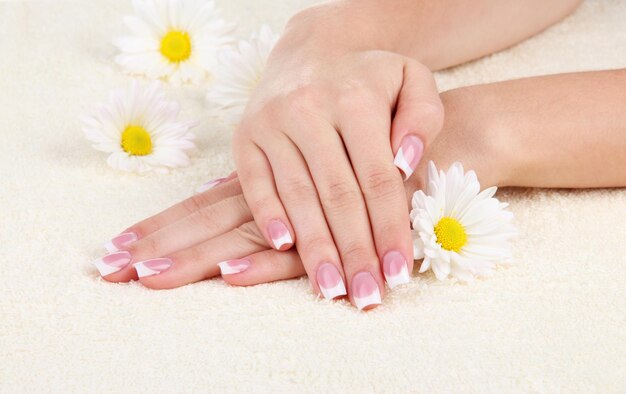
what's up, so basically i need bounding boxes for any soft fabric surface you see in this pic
[1,1,624,392]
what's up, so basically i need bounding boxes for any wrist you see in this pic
[443,86,520,187]
[281,1,429,61]
[409,86,517,190]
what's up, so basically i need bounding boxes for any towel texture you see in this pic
[0,0,624,392]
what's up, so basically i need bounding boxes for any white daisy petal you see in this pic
[409,161,517,281]
[413,231,425,260]
[82,80,197,173]
[123,15,159,37]
[206,25,280,123]
[419,257,431,273]
[432,258,451,281]
[115,0,235,84]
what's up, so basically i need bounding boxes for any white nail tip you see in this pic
[393,147,414,180]
[195,179,221,194]
[320,280,347,300]
[93,258,122,277]
[103,240,117,254]
[218,262,239,275]
[271,232,293,249]
[354,290,382,311]
[133,262,161,278]
[385,264,411,289]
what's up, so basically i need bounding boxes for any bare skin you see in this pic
[100,70,626,292]
[95,0,625,309]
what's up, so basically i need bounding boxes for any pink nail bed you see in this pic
[218,259,251,275]
[352,272,382,310]
[267,220,292,249]
[195,177,228,194]
[316,263,347,300]
[104,232,138,253]
[93,251,132,276]
[393,134,424,180]
[383,251,410,289]
[133,258,173,278]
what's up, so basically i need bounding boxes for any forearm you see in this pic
[284,0,582,70]
[453,69,626,188]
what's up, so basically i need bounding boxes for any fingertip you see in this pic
[350,271,384,311]
[382,250,412,290]
[393,134,424,181]
[267,219,294,250]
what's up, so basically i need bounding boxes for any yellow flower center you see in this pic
[160,30,192,62]
[121,125,153,156]
[434,217,467,252]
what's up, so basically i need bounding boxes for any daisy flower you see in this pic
[206,25,280,123]
[114,0,236,85]
[411,162,517,282]
[82,80,197,173]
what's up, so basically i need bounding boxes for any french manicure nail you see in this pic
[104,232,138,253]
[352,272,382,310]
[383,251,410,289]
[93,251,132,276]
[393,134,424,180]
[316,263,347,300]
[217,259,251,275]
[195,177,228,194]
[268,220,292,249]
[133,258,173,278]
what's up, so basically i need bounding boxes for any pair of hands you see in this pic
[99,24,455,310]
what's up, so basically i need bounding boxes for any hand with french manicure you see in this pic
[93,89,495,311]
[228,43,443,309]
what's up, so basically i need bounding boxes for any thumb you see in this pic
[391,60,444,180]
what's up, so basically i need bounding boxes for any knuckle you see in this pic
[194,205,220,232]
[288,85,325,115]
[284,176,317,202]
[237,102,281,136]
[377,220,410,244]
[181,194,206,215]
[234,221,267,247]
[362,167,404,201]
[321,179,362,211]
[340,241,371,264]
[300,236,333,259]
[249,194,276,217]
[335,82,373,114]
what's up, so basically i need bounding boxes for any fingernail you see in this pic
[316,263,347,300]
[104,232,138,253]
[195,177,228,194]
[393,134,424,180]
[383,251,410,289]
[218,259,251,275]
[267,220,292,249]
[351,272,382,310]
[93,251,132,276]
[133,258,173,278]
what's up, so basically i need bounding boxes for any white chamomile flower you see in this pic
[114,0,236,85]
[411,162,517,282]
[82,80,197,173]
[206,25,280,123]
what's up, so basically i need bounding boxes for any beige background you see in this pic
[0,0,625,392]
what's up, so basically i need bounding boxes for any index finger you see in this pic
[104,172,239,252]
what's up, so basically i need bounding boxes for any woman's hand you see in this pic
[95,87,507,305]
[230,20,444,309]
[95,174,309,288]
